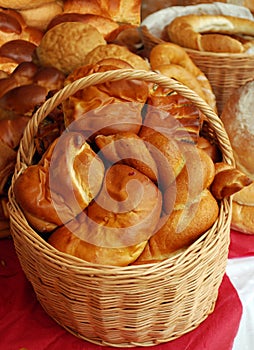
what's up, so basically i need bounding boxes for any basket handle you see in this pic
[15,68,235,175]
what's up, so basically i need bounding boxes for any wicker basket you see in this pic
[8,69,233,347]
[141,23,254,115]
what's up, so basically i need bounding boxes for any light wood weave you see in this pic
[8,69,233,347]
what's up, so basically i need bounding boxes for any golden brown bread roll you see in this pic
[18,1,64,31]
[62,63,149,138]
[143,93,205,143]
[46,13,119,40]
[210,162,253,200]
[83,43,150,71]
[163,145,215,214]
[167,14,254,53]
[63,0,142,26]
[0,62,65,119]
[135,189,219,263]
[0,39,37,64]
[35,22,106,74]
[0,8,43,46]
[149,43,216,110]
[48,163,162,266]
[95,132,158,182]
[14,132,105,232]
[139,127,185,190]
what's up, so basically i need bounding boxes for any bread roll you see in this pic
[149,43,216,110]
[95,132,158,182]
[19,1,64,31]
[135,189,219,263]
[167,14,254,53]
[63,0,142,25]
[163,145,215,214]
[46,13,119,40]
[14,132,105,232]
[35,22,106,74]
[143,94,205,143]
[48,163,162,266]
[83,44,150,71]
[139,127,185,190]
[0,8,43,46]
[62,63,149,138]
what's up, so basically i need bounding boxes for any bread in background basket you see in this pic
[141,2,254,114]
[221,79,254,234]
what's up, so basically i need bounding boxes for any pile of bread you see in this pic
[0,1,253,265]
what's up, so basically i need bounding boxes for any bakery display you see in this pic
[221,79,254,234]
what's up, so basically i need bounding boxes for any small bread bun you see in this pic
[35,22,106,74]
[48,163,162,266]
[14,132,105,232]
[0,39,37,63]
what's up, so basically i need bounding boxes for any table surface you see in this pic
[1,230,254,350]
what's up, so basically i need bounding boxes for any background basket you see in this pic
[141,25,254,115]
[8,69,233,347]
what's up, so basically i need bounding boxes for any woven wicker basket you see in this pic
[8,69,233,347]
[141,24,254,115]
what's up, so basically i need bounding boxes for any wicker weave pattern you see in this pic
[8,69,233,347]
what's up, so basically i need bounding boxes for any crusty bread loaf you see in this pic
[221,79,254,233]
[167,14,254,53]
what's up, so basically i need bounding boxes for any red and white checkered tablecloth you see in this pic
[1,230,254,350]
